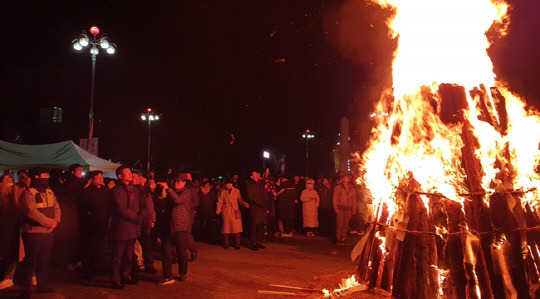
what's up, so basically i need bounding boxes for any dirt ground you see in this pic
[0,234,391,299]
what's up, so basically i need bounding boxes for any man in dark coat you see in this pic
[80,171,111,279]
[276,177,296,237]
[185,173,199,261]
[53,164,85,269]
[131,172,156,274]
[194,181,218,243]
[0,173,21,290]
[109,166,144,289]
[246,171,270,251]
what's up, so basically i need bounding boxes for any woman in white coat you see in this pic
[300,179,320,236]
[216,180,249,249]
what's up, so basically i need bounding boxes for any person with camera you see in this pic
[156,173,192,285]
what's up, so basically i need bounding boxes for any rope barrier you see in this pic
[394,186,537,199]
[372,222,540,237]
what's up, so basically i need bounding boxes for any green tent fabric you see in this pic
[0,140,120,173]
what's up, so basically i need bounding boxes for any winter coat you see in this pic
[54,176,83,246]
[167,187,192,233]
[332,183,357,214]
[153,189,173,237]
[317,185,334,212]
[21,187,61,234]
[139,186,156,232]
[216,187,246,234]
[197,189,217,221]
[81,184,111,234]
[246,179,269,226]
[276,180,296,219]
[187,183,199,224]
[110,181,143,241]
[300,188,320,228]
[0,182,23,260]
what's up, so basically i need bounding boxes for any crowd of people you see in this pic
[0,164,372,298]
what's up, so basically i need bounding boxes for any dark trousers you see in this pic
[111,239,135,283]
[138,228,154,270]
[250,224,265,246]
[281,218,295,234]
[20,232,53,290]
[173,231,190,275]
[187,213,196,253]
[82,231,107,276]
[223,233,241,247]
[160,234,174,279]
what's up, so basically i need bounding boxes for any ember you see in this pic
[352,0,540,298]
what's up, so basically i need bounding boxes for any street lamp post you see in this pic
[141,108,160,175]
[72,26,116,140]
[263,150,270,172]
[302,130,314,175]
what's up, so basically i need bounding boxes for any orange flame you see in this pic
[322,275,367,298]
[359,0,540,223]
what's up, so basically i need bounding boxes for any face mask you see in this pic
[31,178,50,193]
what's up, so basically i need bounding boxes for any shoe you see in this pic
[31,275,37,286]
[143,267,157,274]
[111,281,124,289]
[234,246,241,250]
[282,232,293,237]
[250,246,259,251]
[179,274,187,281]
[190,250,198,262]
[36,285,56,293]
[122,277,138,285]
[157,278,175,285]
[0,278,14,290]
[223,245,229,249]
[257,244,266,249]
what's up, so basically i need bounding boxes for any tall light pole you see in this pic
[72,26,116,140]
[302,130,314,175]
[141,108,160,175]
[263,150,270,173]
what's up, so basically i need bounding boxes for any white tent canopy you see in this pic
[0,140,120,173]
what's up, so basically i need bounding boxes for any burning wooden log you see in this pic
[355,83,540,299]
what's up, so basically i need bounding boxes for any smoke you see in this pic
[324,0,396,105]
[488,0,540,106]
[323,0,397,152]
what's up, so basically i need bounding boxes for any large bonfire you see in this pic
[355,0,540,298]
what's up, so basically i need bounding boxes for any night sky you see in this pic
[1,0,540,177]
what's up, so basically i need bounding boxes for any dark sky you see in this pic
[1,0,540,176]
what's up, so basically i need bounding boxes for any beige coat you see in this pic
[300,188,320,228]
[216,187,247,234]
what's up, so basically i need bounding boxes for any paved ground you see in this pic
[0,234,386,299]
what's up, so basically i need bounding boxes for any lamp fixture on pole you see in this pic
[302,130,315,175]
[141,108,160,175]
[72,26,117,140]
